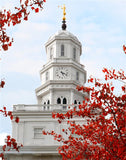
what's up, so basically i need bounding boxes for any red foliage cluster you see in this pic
[0,80,5,88]
[0,135,23,160]
[0,0,46,51]
[0,1,46,159]
[103,68,126,81]
[0,106,19,123]
[123,45,126,54]
[44,68,126,160]
[43,130,64,142]
[0,107,20,159]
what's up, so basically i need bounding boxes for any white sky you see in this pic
[0,0,126,145]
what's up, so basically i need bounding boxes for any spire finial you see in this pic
[58,4,67,30]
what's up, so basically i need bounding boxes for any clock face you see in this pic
[55,67,69,79]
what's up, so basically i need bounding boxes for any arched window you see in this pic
[61,44,64,56]
[47,100,50,110]
[46,72,49,81]
[57,98,61,104]
[74,100,77,110]
[73,48,76,60]
[47,100,50,104]
[63,98,67,104]
[74,100,77,104]
[76,72,79,81]
[50,48,53,59]
[63,98,67,110]
[44,102,46,110]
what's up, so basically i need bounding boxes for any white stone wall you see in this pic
[12,113,62,146]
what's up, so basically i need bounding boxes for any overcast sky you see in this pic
[0,0,126,145]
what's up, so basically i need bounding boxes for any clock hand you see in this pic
[61,71,68,77]
[61,71,65,75]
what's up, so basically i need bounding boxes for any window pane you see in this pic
[63,98,67,104]
[34,128,43,139]
[57,98,61,104]
[47,100,50,110]
[46,72,49,81]
[73,48,76,60]
[74,100,77,104]
[61,45,64,56]
[74,100,77,110]
[50,48,53,59]
[76,72,79,81]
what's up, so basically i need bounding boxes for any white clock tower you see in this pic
[6,5,87,160]
[36,28,86,109]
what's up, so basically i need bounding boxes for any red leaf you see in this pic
[6,37,10,42]
[42,130,47,135]
[25,0,29,6]
[122,86,125,92]
[7,142,11,147]
[10,115,13,120]
[2,145,6,151]
[24,16,28,21]
[2,44,8,51]
[102,68,108,73]
[123,45,126,54]
[0,80,5,88]
[8,42,12,46]
[15,117,19,123]
[7,135,11,140]
[0,153,4,158]
[31,7,34,10]
[122,95,126,101]
[111,87,114,91]
[3,106,6,110]
[8,111,12,116]
[35,8,39,13]
[12,22,16,26]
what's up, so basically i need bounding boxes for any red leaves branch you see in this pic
[47,68,126,160]
[0,107,20,159]
[102,68,126,81]
[0,106,19,123]
[123,45,126,54]
[0,0,46,51]
[0,135,23,160]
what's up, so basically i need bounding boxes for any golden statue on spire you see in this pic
[58,4,66,21]
[58,4,67,30]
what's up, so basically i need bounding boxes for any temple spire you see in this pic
[58,4,67,30]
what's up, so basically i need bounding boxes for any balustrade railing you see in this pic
[13,104,80,112]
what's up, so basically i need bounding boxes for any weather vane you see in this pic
[58,4,66,21]
[58,4,67,30]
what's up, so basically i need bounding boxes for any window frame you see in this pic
[73,47,76,60]
[47,100,50,110]
[46,71,49,81]
[34,127,44,139]
[76,71,79,81]
[61,44,65,56]
[50,47,53,59]
[57,98,61,104]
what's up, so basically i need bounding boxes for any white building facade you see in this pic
[6,20,87,160]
